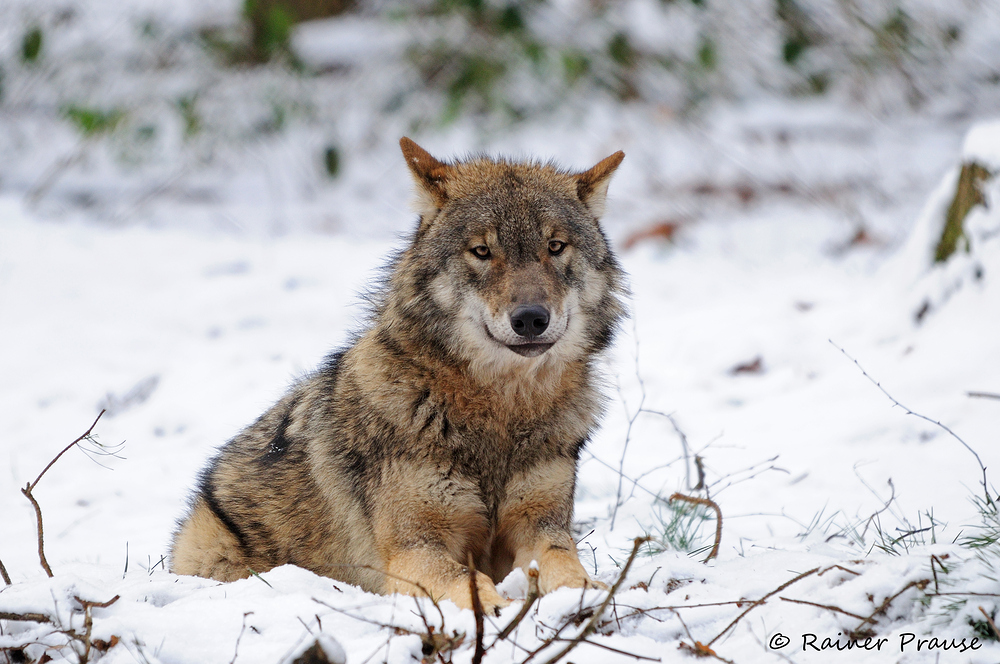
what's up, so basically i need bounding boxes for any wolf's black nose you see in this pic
[511,305,550,338]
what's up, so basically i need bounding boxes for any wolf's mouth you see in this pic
[484,326,555,358]
[506,342,555,357]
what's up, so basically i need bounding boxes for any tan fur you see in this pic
[170,139,626,613]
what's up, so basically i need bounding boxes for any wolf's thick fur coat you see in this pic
[169,139,627,611]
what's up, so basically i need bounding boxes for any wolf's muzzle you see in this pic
[510,305,550,340]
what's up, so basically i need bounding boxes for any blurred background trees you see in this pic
[0,0,997,236]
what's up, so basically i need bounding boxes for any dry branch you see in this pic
[538,536,649,664]
[0,611,53,623]
[494,564,540,643]
[73,595,120,664]
[979,606,1000,641]
[779,596,867,620]
[668,493,722,562]
[831,341,994,508]
[548,636,659,661]
[229,611,253,664]
[706,567,820,648]
[21,410,106,577]
[851,579,928,636]
[818,564,861,577]
[20,488,53,578]
[678,640,733,663]
[0,558,11,585]
[328,562,446,630]
[467,556,485,664]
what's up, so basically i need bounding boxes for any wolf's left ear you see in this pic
[400,137,450,222]
[574,150,625,218]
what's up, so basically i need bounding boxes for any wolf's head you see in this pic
[381,138,627,384]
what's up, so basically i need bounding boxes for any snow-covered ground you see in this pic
[3,1,1000,662]
[2,121,999,661]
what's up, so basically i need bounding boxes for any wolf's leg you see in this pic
[498,458,607,594]
[170,497,256,582]
[371,461,511,613]
[383,547,510,613]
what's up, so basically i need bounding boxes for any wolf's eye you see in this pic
[548,240,567,256]
[471,245,491,259]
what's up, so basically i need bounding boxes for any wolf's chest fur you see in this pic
[169,138,626,612]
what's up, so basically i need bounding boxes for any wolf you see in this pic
[169,138,627,613]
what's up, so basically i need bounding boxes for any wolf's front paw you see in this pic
[442,571,512,615]
[537,559,604,595]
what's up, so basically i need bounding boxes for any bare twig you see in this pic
[707,454,787,494]
[979,606,1000,640]
[0,558,11,585]
[75,595,120,610]
[27,411,106,492]
[314,597,464,663]
[930,554,949,594]
[73,595,120,664]
[615,600,751,615]
[779,596,867,620]
[611,327,647,530]
[21,410,106,577]
[494,565,540,643]
[638,408,695,491]
[818,564,861,577]
[831,341,994,508]
[584,451,659,500]
[670,608,734,661]
[548,636,659,661]
[21,487,53,578]
[678,640,734,663]
[706,567,820,647]
[229,611,253,664]
[668,493,722,562]
[328,562,446,630]
[0,611,53,623]
[467,556,485,664]
[853,470,897,545]
[538,536,649,664]
[852,579,929,635]
[968,391,1000,400]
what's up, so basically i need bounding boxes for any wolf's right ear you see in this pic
[574,150,625,219]
[400,137,451,225]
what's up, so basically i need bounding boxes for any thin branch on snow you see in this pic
[978,607,1000,640]
[547,636,659,661]
[0,611,53,624]
[779,596,867,620]
[706,567,821,648]
[610,321,647,530]
[668,493,722,562]
[493,564,539,644]
[229,611,253,664]
[327,563,447,631]
[537,536,649,664]
[21,410,106,577]
[850,579,929,638]
[467,555,486,664]
[831,340,995,508]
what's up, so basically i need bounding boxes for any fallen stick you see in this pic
[21,411,105,577]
